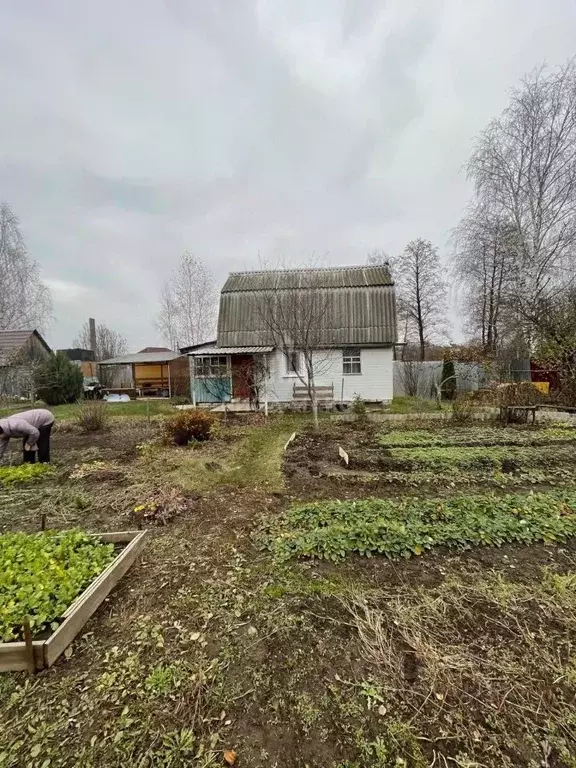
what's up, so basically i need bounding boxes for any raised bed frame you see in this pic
[0,530,148,672]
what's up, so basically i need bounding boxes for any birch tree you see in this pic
[452,204,517,352]
[392,239,447,360]
[467,61,576,339]
[155,252,217,350]
[0,202,52,331]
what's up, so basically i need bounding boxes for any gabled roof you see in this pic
[0,329,52,365]
[217,265,397,348]
[222,264,393,292]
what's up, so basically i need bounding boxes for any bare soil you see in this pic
[1,417,576,767]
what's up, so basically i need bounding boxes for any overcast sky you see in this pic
[1,0,576,350]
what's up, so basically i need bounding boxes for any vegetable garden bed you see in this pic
[0,530,147,672]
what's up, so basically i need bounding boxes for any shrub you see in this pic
[451,393,475,423]
[34,352,83,405]
[496,382,547,423]
[163,409,214,445]
[171,395,191,406]
[441,359,456,400]
[76,400,109,432]
[351,394,367,422]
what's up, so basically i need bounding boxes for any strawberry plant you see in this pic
[0,464,53,487]
[388,444,576,470]
[262,491,576,562]
[0,530,115,641]
[378,426,576,448]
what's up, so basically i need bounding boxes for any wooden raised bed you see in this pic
[0,530,148,672]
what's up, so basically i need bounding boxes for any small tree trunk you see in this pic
[434,382,442,410]
[311,391,319,429]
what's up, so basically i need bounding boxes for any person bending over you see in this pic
[0,408,55,464]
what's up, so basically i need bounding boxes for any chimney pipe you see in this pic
[89,318,97,359]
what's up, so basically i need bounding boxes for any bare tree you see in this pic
[248,270,333,428]
[0,202,53,332]
[392,239,447,360]
[467,60,576,344]
[395,359,427,398]
[73,321,128,387]
[452,204,517,352]
[155,252,217,349]
[73,321,128,361]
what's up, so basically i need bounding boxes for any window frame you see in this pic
[342,347,361,375]
[283,349,301,377]
[194,355,229,378]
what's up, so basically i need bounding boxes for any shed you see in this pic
[98,350,189,398]
[0,329,52,399]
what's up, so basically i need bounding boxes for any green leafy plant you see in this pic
[0,463,53,486]
[378,426,576,448]
[351,394,367,423]
[34,352,83,405]
[262,491,576,562]
[0,530,115,641]
[163,409,214,446]
[388,443,576,470]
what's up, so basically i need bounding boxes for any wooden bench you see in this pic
[501,403,576,424]
[293,383,334,403]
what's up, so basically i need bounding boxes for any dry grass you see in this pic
[342,566,576,766]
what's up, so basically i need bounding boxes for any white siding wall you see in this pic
[265,347,393,403]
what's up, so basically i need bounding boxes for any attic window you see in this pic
[343,347,361,374]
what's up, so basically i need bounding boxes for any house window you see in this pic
[343,347,361,374]
[284,349,301,375]
[195,356,228,377]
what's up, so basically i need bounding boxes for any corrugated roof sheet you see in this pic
[0,329,51,365]
[187,346,274,356]
[222,264,393,292]
[217,266,397,347]
[99,351,182,365]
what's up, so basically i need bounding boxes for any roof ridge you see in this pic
[228,264,388,276]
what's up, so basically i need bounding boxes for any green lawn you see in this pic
[0,400,176,421]
[170,415,304,493]
[387,395,445,413]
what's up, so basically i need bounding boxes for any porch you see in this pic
[188,346,273,408]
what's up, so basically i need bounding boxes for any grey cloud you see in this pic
[1,0,575,349]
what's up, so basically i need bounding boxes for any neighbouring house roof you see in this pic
[0,329,52,365]
[59,348,95,362]
[217,265,397,347]
[138,346,173,353]
[187,346,274,356]
[99,351,182,365]
[179,340,217,354]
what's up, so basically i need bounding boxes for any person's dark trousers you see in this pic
[22,424,53,464]
[37,423,52,463]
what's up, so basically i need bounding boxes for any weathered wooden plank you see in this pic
[0,641,44,673]
[97,530,141,544]
[43,531,148,667]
